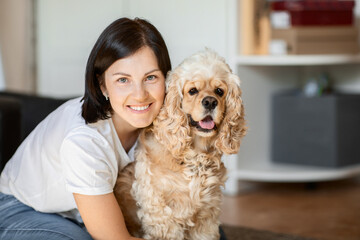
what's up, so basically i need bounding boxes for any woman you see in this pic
[0,17,170,240]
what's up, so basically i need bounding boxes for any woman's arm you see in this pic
[73,192,143,240]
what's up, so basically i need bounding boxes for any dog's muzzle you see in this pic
[202,96,218,111]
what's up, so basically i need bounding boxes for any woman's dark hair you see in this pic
[81,17,171,123]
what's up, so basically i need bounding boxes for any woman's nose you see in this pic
[132,83,148,101]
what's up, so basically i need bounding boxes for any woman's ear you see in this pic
[98,75,108,100]
[100,87,108,100]
[214,73,247,154]
[153,72,192,158]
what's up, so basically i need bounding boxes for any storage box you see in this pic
[271,26,359,54]
[271,90,360,167]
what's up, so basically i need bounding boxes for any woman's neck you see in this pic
[111,116,140,153]
[119,130,139,153]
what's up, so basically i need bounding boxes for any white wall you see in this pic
[36,0,227,97]
[36,0,125,97]
[122,0,227,67]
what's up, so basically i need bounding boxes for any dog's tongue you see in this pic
[199,116,215,129]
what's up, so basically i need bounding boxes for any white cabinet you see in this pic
[223,0,360,195]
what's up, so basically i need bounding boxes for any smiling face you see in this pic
[101,46,165,132]
[182,77,228,137]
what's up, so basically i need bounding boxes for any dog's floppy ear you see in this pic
[215,73,247,154]
[153,71,192,158]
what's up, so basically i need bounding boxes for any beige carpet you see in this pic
[221,225,317,240]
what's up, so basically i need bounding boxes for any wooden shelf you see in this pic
[235,54,360,66]
[231,160,360,182]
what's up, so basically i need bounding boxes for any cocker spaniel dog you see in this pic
[114,49,246,240]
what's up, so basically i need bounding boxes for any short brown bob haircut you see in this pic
[81,17,171,123]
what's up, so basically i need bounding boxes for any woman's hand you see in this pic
[73,192,143,240]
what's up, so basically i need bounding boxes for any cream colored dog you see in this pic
[114,49,246,240]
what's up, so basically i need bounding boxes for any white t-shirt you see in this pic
[0,97,135,220]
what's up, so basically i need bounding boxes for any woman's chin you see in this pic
[130,120,153,129]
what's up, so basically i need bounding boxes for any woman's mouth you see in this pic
[128,104,152,112]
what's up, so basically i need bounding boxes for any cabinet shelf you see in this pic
[232,160,360,182]
[235,54,360,66]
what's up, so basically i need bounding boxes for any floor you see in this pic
[220,176,360,240]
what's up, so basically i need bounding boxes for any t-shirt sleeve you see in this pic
[60,130,118,195]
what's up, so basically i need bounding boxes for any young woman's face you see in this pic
[101,46,166,131]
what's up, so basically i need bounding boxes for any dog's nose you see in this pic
[202,96,218,110]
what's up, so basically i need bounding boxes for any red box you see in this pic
[290,10,353,25]
[271,0,355,26]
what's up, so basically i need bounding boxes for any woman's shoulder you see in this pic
[52,98,120,153]
[29,97,111,151]
[45,96,83,123]
[64,118,114,150]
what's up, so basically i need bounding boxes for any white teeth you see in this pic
[129,105,150,111]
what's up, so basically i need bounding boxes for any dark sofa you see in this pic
[0,91,71,172]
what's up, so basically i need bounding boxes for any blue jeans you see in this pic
[0,192,93,240]
[0,192,226,240]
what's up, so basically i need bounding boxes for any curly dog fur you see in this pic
[114,49,247,239]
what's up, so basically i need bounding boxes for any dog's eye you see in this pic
[188,88,198,95]
[215,88,224,97]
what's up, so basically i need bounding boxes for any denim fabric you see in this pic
[0,192,92,240]
[0,192,227,240]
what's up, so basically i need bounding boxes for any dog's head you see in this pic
[154,49,246,157]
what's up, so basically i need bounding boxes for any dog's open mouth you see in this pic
[189,115,217,132]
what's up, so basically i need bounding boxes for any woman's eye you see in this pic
[189,88,198,95]
[215,88,224,96]
[118,77,128,83]
[146,75,156,81]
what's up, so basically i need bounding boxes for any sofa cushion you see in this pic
[0,92,69,140]
[0,96,21,172]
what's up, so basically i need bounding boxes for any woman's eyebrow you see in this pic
[112,69,160,77]
[113,72,131,77]
[144,69,161,76]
